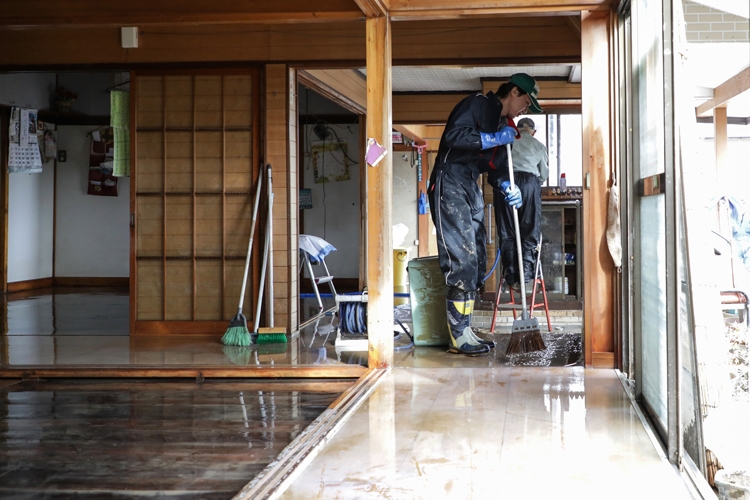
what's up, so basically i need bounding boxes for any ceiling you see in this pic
[360,64,581,93]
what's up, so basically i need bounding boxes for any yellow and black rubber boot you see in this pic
[464,290,495,349]
[446,289,490,356]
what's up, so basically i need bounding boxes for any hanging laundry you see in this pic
[110,90,130,177]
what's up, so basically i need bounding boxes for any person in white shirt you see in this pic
[494,116,549,290]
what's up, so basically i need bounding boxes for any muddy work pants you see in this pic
[428,166,487,294]
[494,171,542,286]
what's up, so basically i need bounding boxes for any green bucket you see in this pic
[407,256,449,346]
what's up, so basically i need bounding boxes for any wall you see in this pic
[1,73,56,283]
[55,126,130,277]
[684,0,749,41]
[301,122,360,279]
[300,87,361,280]
[2,72,129,283]
[392,150,418,254]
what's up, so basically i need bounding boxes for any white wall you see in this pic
[55,126,130,277]
[1,73,57,283]
[392,150,418,253]
[7,165,55,282]
[301,123,360,279]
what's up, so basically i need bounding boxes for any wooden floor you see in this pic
[0,378,353,499]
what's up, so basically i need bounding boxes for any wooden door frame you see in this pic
[294,67,368,293]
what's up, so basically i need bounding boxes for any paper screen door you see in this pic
[132,71,261,335]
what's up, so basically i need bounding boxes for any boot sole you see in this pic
[448,346,490,356]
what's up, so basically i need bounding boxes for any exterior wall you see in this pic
[684,0,750,41]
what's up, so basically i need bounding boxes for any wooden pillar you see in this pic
[265,64,296,334]
[714,106,727,190]
[582,10,616,368]
[366,15,393,369]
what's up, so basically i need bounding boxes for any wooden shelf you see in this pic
[37,110,110,126]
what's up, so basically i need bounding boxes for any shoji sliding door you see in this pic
[132,70,261,335]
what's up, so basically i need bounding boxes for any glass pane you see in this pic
[635,0,665,178]
[541,207,563,295]
[640,195,668,427]
[678,194,703,469]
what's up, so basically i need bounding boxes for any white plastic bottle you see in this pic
[559,172,567,192]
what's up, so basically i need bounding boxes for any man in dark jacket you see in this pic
[429,73,542,355]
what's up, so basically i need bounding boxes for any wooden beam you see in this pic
[388,0,610,19]
[714,106,728,187]
[0,365,368,379]
[0,0,364,29]
[696,67,750,118]
[298,69,366,114]
[365,16,393,369]
[352,0,389,17]
[581,9,614,368]
[392,124,427,145]
[482,79,582,99]
[0,17,581,69]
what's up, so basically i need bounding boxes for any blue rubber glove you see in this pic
[480,126,516,150]
[501,180,523,209]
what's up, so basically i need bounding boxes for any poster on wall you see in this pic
[311,141,350,184]
[87,128,118,196]
[8,108,43,173]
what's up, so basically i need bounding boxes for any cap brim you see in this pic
[528,96,543,114]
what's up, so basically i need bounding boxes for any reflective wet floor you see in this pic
[279,367,695,500]
[0,288,582,369]
[0,378,351,499]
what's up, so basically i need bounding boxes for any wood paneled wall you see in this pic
[582,10,615,368]
[393,94,468,124]
[265,64,297,333]
[0,17,579,69]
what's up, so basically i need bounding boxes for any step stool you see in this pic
[489,238,552,334]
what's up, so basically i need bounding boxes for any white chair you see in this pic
[299,234,337,312]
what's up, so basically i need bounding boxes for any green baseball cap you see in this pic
[509,73,542,114]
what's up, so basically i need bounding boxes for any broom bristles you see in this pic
[505,327,546,355]
[255,327,287,345]
[221,313,252,346]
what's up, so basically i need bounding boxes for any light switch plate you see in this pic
[121,27,138,49]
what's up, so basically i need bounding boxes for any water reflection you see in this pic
[0,379,344,498]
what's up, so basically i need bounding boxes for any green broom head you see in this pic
[255,327,288,345]
[222,345,253,365]
[221,312,252,346]
[257,343,288,358]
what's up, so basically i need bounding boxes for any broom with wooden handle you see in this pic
[221,169,263,347]
[504,138,546,355]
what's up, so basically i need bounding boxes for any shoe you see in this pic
[446,296,490,356]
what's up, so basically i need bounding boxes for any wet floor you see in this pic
[0,288,582,369]
[279,367,695,500]
[0,378,351,499]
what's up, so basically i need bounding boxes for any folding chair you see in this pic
[299,234,337,312]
